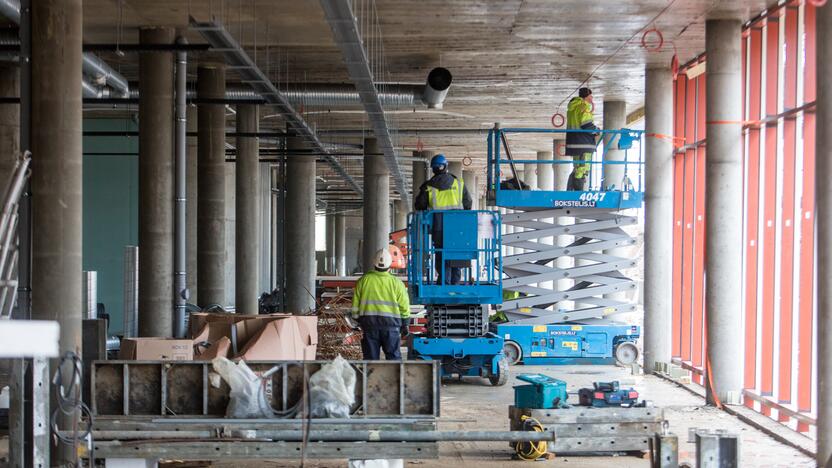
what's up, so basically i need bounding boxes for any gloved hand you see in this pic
[400,324,410,337]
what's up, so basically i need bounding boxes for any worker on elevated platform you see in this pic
[352,248,411,360]
[565,87,600,191]
[415,154,473,284]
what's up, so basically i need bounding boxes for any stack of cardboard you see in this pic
[190,312,318,361]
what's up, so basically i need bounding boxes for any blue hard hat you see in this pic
[430,154,448,169]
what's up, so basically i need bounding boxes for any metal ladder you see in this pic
[497,206,638,324]
[0,151,31,319]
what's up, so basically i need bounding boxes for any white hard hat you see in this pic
[374,248,392,270]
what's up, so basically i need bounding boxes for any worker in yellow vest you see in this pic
[352,248,411,360]
[565,87,600,191]
[415,154,472,284]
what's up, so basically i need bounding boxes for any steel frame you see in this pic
[91,360,440,418]
[509,406,665,454]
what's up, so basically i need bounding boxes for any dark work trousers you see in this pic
[361,327,402,360]
[431,213,462,284]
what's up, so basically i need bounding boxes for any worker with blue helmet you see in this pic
[415,153,472,285]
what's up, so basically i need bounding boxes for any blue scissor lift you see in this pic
[487,124,643,366]
[406,209,509,385]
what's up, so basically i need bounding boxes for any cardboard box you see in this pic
[119,338,194,360]
[237,316,317,360]
[188,312,318,361]
[194,335,232,360]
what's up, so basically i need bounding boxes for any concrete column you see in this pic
[335,213,346,276]
[552,146,574,303]
[602,100,627,190]
[137,27,174,336]
[285,136,316,312]
[462,169,478,210]
[197,65,226,307]
[285,136,315,309]
[536,151,553,190]
[412,151,430,205]
[186,105,198,304]
[393,200,408,230]
[537,151,554,291]
[522,164,537,190]
[601,100,628,302]
[31,0,83,356]
[235,104,259,314]
[0,64,18,185]
[704,19,743,405]
[554,142,571,190]
[816,3,832,464]
[643,66,674,372]
[448,160,463,179]
[326,213,336,272]
[363,138,390,272]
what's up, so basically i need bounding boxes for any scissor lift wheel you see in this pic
[614,341,639,366]
[503,340,523,365]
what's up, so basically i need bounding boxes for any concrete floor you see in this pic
[202,364,814,468]
[0,364,814,467]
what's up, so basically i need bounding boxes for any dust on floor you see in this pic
[204,364,814,468]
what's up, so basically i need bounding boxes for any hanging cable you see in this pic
[554,0,681,110]
[51,352,94,468]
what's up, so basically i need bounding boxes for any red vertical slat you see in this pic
[672,77,687,358]
[743,26,764,406]
[680,77,698,362]
[691,74,707,378]
[759,17,780,412]
[796,3,816,433]
[692,147,706,383]
[776,7,798,418]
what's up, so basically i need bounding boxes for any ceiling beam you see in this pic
[189,17,362,195]
[319,0,410,209]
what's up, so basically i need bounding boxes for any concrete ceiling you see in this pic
[81,0,773,209]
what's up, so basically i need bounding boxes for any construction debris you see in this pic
[316,290,363,360]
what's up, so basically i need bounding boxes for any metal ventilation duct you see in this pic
[190,17,362,195]
[0,0,130,97]
[87,74,452,109]
[422,67,453,109]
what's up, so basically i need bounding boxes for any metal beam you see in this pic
[189,18,361,195]
[319,0,410,208]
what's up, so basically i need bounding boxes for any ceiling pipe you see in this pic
[0,0,130,97]
[422,67,453,109]
[84,71,453,109]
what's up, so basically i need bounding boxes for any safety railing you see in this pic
[407,209,502,305]
[486,125,645,210]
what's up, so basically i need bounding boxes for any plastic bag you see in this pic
[211,357,269,418]
[308,355,356,418]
